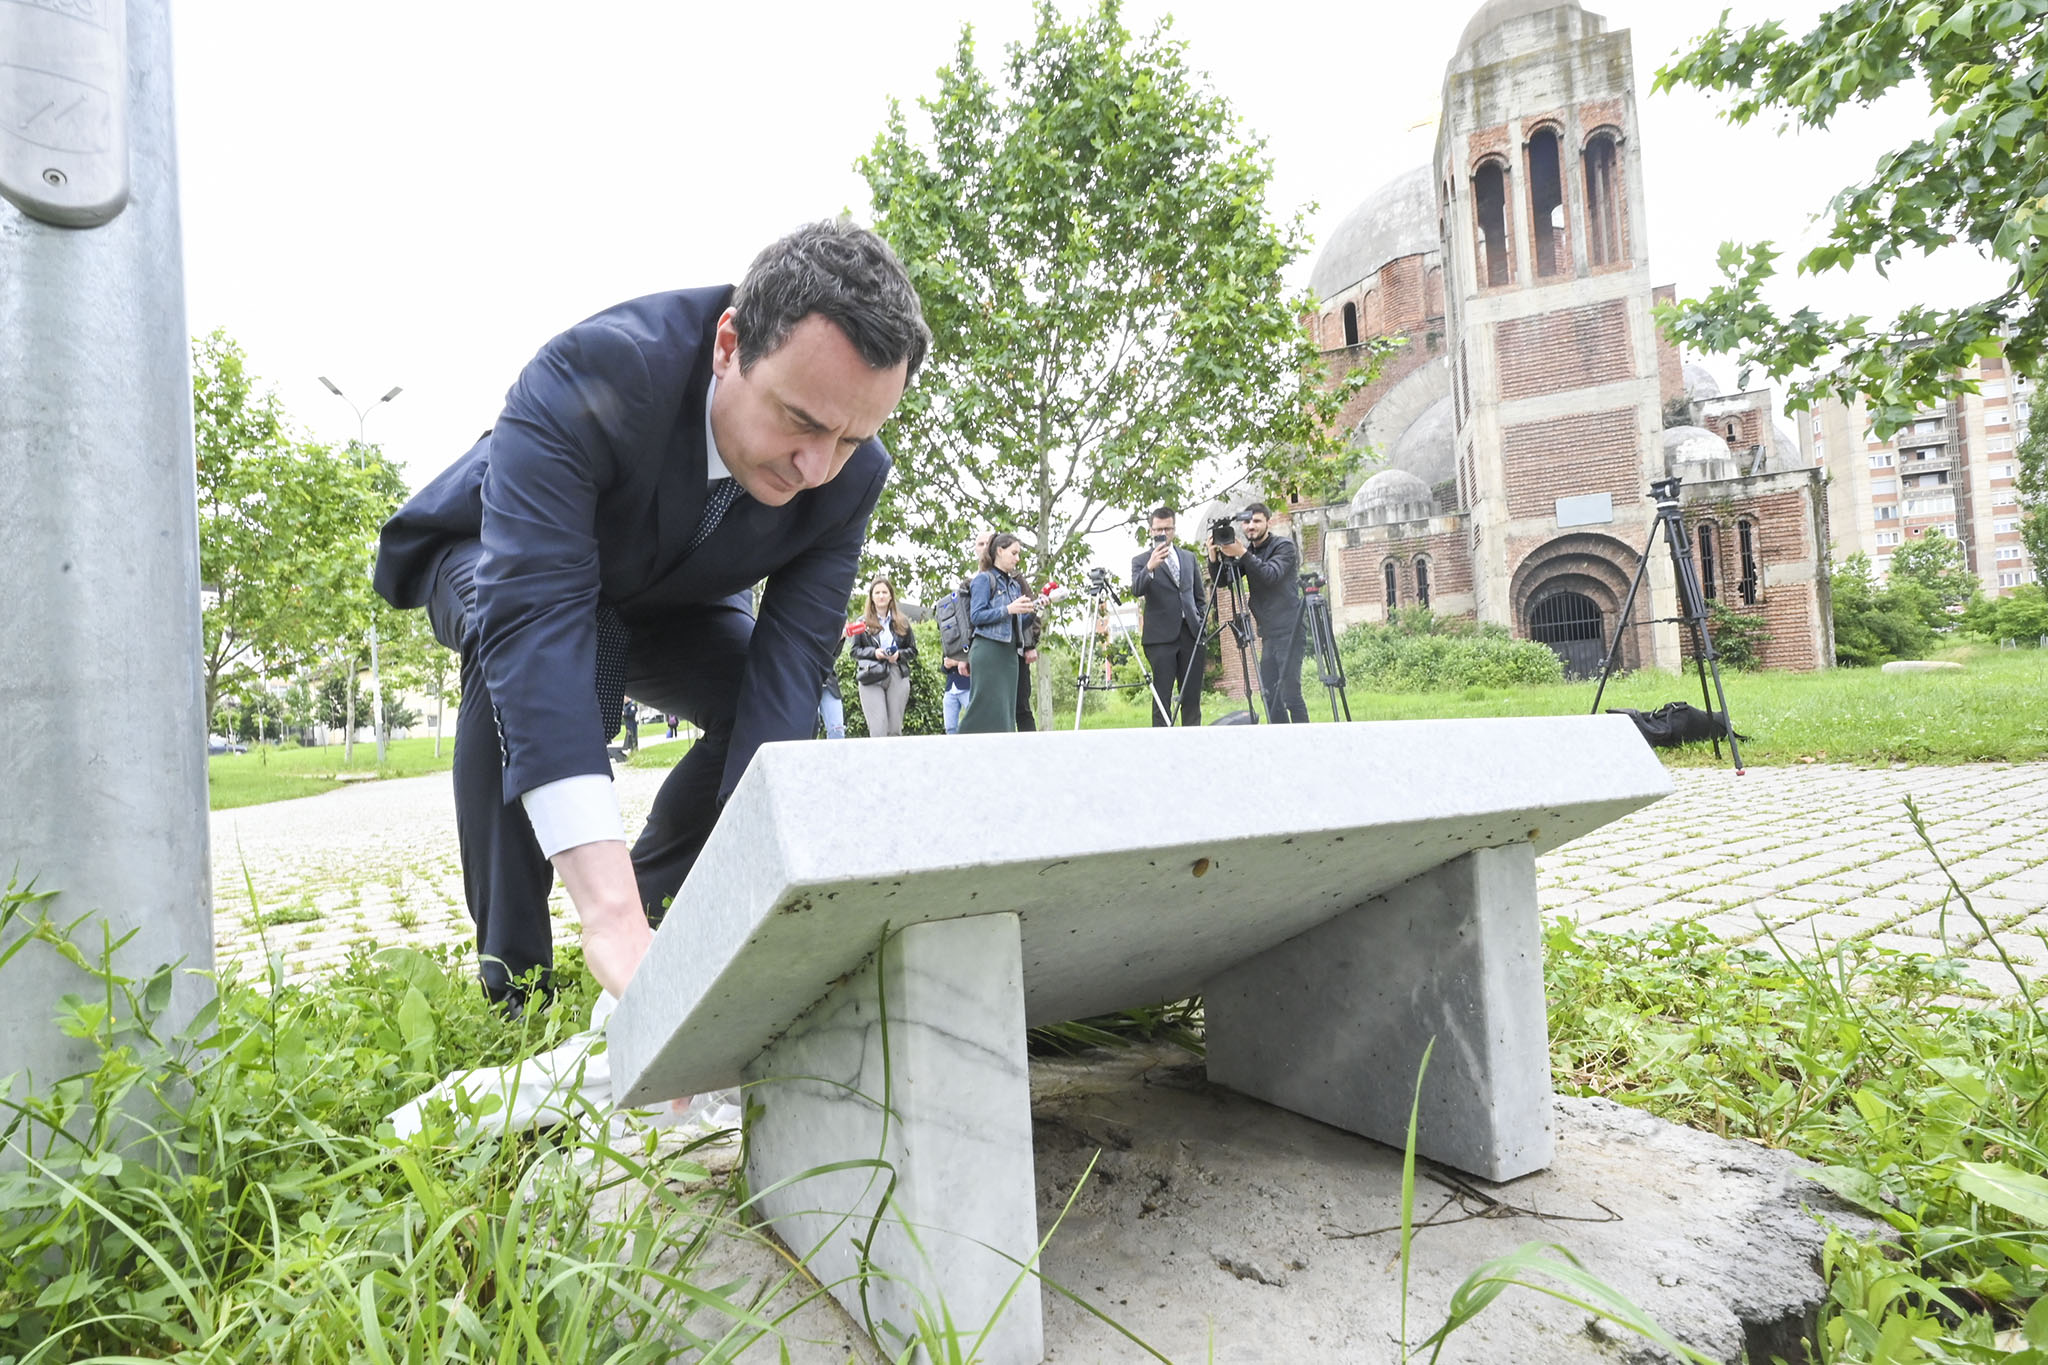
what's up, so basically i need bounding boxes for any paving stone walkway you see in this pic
[208,761,2048,995]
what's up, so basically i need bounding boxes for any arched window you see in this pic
[1526,127,1565,278]
[1414,555,1432,609]
[1341,301,1359,347]
[1583,132,1624,266]
[1736,519,1760,605]
[1696,522,1719,601]
[1473,160,1511,287]
[1383,559,1400,607]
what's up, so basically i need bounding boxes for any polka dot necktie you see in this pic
[591,478,747,743]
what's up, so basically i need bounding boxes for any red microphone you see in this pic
[843,620,865,638]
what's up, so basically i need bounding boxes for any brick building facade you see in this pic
[1283,0,1833,676]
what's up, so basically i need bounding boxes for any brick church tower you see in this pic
[1436,0,1679,672]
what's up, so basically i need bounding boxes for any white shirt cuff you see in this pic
[520,773,624,858]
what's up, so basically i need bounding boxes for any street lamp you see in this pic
[318,376,402,764]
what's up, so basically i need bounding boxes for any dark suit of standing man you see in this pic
[1212,501,1309,723]
[1130,506,1206,726]
[373,221,929,1008]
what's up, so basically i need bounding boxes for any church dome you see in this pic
[1663,425,1739,482]
[1682,363,1724,402]
[1351,468,1438,526]
[1388,394,1456,490]
[1309,165,1439,304]
[1453,0,1596,71]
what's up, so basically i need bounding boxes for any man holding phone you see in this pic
[1129,506,1205,726]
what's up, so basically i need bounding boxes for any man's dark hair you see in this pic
[1149,506,1177,524]
[732,218,931,380]
[1244,501,1272,519]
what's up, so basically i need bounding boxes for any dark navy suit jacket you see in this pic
[1130,545,1205,645]
[375,286,889,806]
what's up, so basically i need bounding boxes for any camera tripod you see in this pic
[1589,476,1745,772]
[1070,573,1172,731]
[1184,552,1262,725]
[1300,573,1350,722]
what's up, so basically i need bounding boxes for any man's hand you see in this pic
[552,839,652,998]
[1147,541,1172,571]
[1220,540,1247,559]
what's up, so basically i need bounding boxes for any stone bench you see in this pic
[610,717,1668,1365]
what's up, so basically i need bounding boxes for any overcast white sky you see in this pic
[172,0,2008,497]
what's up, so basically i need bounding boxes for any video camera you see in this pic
[1210,511,1251,547]
[1085,565,1117,597]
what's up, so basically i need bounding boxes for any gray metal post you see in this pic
[0,0,214,1156]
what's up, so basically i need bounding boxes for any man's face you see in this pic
[973,531,992,563]
[1245,512,1270,542]
[708,311,909,506]
[1150,516,1176,543]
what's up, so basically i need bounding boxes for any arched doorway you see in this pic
[1529,591,1606,678]
[1509,532,1651,675]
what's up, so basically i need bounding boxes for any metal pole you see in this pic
[0,0,213,1161]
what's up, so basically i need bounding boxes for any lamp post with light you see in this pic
[318,377,402,764]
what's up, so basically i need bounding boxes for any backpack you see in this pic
[1607,702,1749,748]
[936,585,972,660]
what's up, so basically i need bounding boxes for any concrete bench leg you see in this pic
[742,912,1044,1365]
[1203,843,1554,1181]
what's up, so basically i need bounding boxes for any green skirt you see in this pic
[956,634,1019,733]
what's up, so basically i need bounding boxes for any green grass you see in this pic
[207,734,457,810]
[1074,645,2048,766]
[208,735,699,809]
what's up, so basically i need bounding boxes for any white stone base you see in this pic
[742,913,1043,1365]
[1203,844,1554,1180]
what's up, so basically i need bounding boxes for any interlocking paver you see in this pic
[206,759,2048,995]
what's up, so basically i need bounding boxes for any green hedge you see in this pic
[1334,609,1564,692]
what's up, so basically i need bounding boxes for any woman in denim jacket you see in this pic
[957,532,1037,734]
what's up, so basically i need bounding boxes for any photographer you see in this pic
[1130,506,1205,727]
[1209,502,1309,723]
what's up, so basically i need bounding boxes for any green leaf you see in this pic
[1805,1165,1917,1231]
[1955,1161,2048,1225]
[33,1269,101,1309]
[396,984,436,1059]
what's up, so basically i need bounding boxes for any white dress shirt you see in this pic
[520,376,727,858]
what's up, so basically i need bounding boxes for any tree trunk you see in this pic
[343,659,355,766]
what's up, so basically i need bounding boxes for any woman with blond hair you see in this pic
[849,576,918,737]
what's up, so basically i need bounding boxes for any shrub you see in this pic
[1705,600,1770,671]
[1831,552,1936,665]
[1334,613,1564,692]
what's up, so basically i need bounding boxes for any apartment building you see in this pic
[1801,348,2035,595]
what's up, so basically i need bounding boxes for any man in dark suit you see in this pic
[1129,506,1206,726]
[374,220,928,1008]
[1211,501,1309,723]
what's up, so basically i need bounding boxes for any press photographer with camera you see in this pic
[1209,502,1309,724]
[1130,506,1205,727]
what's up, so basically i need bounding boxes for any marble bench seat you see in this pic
[610,717,1668,1365]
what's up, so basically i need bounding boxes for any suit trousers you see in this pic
[1257,605,1311,724]
[1015,654,1036,731]
[1144,625,1205,727]
[428,539,749,1006]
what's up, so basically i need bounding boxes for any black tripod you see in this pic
[1300,572,1350,722]
[1589,476,1744,772]
[1184,553,1261,724]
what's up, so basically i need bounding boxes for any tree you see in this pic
[1885,527,1981,621]
[2018,385,2048,572]
[1654,2,2048,434]
[194,332,402,723]
[1830,552,1937,664]
[858,1,1379,712]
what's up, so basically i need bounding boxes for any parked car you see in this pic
[207,738,247,755]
